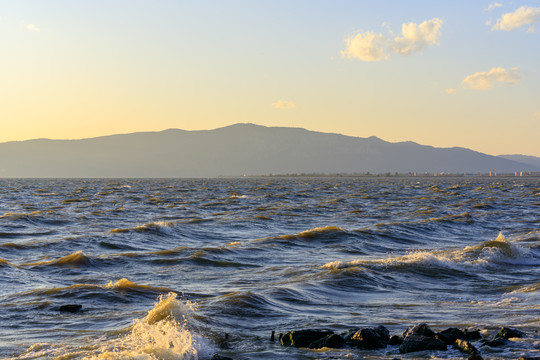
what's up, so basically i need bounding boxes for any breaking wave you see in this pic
[322,232,538,272]
[17,293,214,360]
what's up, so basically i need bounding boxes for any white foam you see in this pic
[18,293,214,360]
[321,232,539,272]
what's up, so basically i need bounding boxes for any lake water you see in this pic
[0,177,539,359]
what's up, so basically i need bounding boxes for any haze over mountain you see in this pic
[497,155,540,170]
[0,123,538,178]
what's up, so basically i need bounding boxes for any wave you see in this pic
[110,221,175,235]
[322,232,538,273]
[189,253,257,268]
[17,293,214,360]
[0,242,27,249]
[104,278,174,294]
[508,282,540,294]
[9,278,174,299]
[22,250,92,268]
[0,230,56,239]
[280,226,346,240]
[0,257,14,267]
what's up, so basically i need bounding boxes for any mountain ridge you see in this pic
[0,123,538,177]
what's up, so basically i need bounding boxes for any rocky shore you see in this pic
[211,323,539,360]
[267,323,537,359]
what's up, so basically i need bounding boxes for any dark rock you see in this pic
[494,327,525,339]
[58,304,82,313]
[481,337,508,347]
[436,328,465,345]
[308,334,345,349]
[399,335,447,354]
[341,328,360,343]
[453,339,478,355]
[389,335,403,346]
[210,355,233,360]
[351,326,389,350]
[464,328,482,341]
[402,323,436,338]
[280,330,333,348]
[467,355,484,360]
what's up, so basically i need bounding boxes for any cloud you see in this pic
[462,67,520,90]
[25,24,40,32]
[445,88,457,94]
[487,2,503,11]
[341,32,389,61]
[492,6,540,31]
[272,100,295,109]
[341,18,443,61]
[392,18,443,55]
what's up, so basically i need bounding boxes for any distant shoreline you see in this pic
[1,173,539,180]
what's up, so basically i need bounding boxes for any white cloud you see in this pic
[272,100,295,109]
[341,32,390,61]
[445,88,457,94]
[341,18,443,62]
[392,18,443,55]
[462,67,520,90]
[25,24,40,32]
[488,2,503,11]
[492,6,540,31]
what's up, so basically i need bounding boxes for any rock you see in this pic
[210,356,233,360]
[389,335,403,346]
[341,328,360,343]
[402,323,436,338]
[481,337,508,347]
[399,335,447,354]
[308,334,345,349]
[453,339,478,355]
[436,328,465,345]
[494,327,525,339]
[467,355,484,360]
[58,304,82,313]
[351,326,390,350]
[280,330,333,348]
[464,328,482,341]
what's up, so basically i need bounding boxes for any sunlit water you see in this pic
[0,177,539,359]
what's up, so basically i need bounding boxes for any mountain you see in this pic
[498,154,540,170]
[0,123,538,177]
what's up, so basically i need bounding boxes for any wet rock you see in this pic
[402,323,436,338]
[351,326,389,350]
[453,338,478,355]
[58,304,82,313]
[494,327,525,339]
[481,337,508,347]
[210,355,233,360]
[388,335,403,346]
[399,335,447,354]
[467,355,484,360]
[464,328,482,341]
[279,330,333,348]
[341,328,360,343]
[308,334,345,349]
[436,327,465,345]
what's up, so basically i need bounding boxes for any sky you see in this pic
[1,0,540,156]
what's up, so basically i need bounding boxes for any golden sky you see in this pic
[1,1,539,156]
